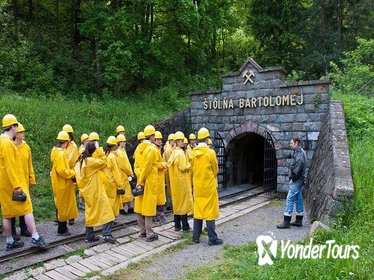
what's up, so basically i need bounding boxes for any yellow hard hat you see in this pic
[116,125,125,134]
[173,131,185,141]
[63,124,74,133]
[2,114,18,128]
[208,139,212,145]
[137,131,145,140]
[80,133,89,142]
[155,131,163,139]
[198,127,210,139]
[184,138,188,144]
[106,136,117,146]
[117,134,126,142]
[189,133,196,140]
[17,123,25,133]
[88,132,100,141]
[168,133,175,141]
[57,131,70,141]
[144,125,156,137]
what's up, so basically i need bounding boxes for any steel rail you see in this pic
[0,186,272,273]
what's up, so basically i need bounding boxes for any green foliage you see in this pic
[78,271,101,280]
[332,93,374,140]
[1,0,373,97]
[63,248,85,259]
[328,38,374,97]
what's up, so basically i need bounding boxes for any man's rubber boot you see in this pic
[290,215,303,227]
[277,215,291,229]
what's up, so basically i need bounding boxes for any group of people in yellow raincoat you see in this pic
[51,125,135,243]
[133,125,223,245]
[1,112,222,248]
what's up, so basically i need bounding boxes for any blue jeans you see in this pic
[284,179,304,216]
[193,219,218,242]
[86,222,112,239]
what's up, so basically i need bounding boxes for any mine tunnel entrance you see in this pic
[214,131,277,192]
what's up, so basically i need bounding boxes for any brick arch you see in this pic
[223,120,282,150]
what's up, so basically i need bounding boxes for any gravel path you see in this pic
[110,201,311,280]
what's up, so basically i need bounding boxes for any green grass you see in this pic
[0,92,189,221]
[183,92,374,280]
[62,248,86,259]
[78,270,101,280]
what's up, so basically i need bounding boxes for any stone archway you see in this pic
[215,120,281,191]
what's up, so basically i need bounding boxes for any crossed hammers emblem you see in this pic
[242,69,255,84]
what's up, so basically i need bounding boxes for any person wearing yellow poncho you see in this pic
[62,124,79,226]
[0,114,48,251]
[116,134,134,214]
[50,131,78,236]
[153,131,168,224]
[191,128,223,246]
[133,131,145,178]
[75,142,115,243]
[162,133,175,210]
[77,133,89,210]
[134,125,159,242]
[167,131,193,232]
[11,123,36,238]
[104,136,125,226]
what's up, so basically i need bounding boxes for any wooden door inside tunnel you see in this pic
[225,132,277,190]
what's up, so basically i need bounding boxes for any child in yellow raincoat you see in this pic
[50,131,78,236]
[134,125,159,242]
[154,131,168,224]
[167,131,193,231]
[116,134,134,214]
[104,136,125,225]
[75,142,116,243]
[11,123,35,238]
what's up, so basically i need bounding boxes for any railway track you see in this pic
[0,186,271,275]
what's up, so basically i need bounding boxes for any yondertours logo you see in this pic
[256,232,360,266]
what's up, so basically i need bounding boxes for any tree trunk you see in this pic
[56,0,59,45]
[336,0,344,50]
[95,37,104,90]
[74,0,81,45]
[28,0,33,21]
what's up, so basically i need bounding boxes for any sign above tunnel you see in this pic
[190,57,330,192]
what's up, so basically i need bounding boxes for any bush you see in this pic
[328,38,374,97]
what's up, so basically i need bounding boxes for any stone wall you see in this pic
[190,58,330,192]
[305,101,354,224]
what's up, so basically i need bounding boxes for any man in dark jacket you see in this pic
[277,136,306,229]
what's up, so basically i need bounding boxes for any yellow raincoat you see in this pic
[0,135,32,218]
[134,142,158,216]
[65,141,79,169]
[192,144,219,220]
[167,147,193,215]
[17,140,36,186]
[50,147,78,222]
[93,147,108,186]
[78,144,86,155]
[154,145,166,205]
[104,151,124,217]
[133,143,143,178]
[162,144,173,196]
[75,149,114,227]
[185,145,193,188]
[115,147,134,204]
